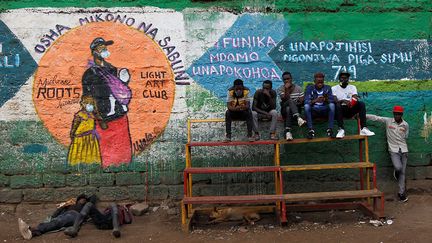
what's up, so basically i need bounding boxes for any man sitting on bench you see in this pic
[252,80,278,140]
[304,72,336,139]
[224,79,255,142]
[277,72,306,141]
[332,71,375,138]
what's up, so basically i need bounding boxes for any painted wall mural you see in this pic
[0,7,431,173]
[32,21,176,167]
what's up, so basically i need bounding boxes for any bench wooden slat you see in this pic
[188,140,277,147]
[185,166,280,174]
[183,194,283,204]
[281,162,374,171]
[282,189,382,202]
[183,189,382,205]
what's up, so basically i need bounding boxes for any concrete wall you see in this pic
[1,0,431,203]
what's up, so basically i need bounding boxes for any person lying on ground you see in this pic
[18,194,90,240]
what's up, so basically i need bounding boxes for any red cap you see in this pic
[393,106,404,113]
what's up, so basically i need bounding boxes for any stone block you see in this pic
[426,166,432,179]
[0,189,23,203]
[127,185,147,201]
[160,172,182,185]
[130,203,149,216]
[414,166,428,180]
[43,174,65,188]
[23,188,56,202]
[0,174,9,187]
[66,174,88,187]
[10,175,42,189]
[167,185,183,200]
[116,172,142,186]
[89,173,114,187]
[54,187,98,202]
[98,187,129,201]
[148,185,169,201]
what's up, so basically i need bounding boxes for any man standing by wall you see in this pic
[367,106,409,202]
[225,79,254,142]
[252,80,278,140]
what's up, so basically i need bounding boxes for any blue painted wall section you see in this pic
[187,14,289,100]
[269,35,432,82]
[0,20,38,107]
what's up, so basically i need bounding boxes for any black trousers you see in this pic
[336,101,366,129]
[225,109,253,137]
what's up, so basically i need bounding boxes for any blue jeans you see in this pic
[35,210,79,234]
[304,103,335,129]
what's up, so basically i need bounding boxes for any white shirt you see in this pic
[366,115,409,153]
[332,84,358,101]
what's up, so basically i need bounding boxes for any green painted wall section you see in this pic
[1,0,432,12]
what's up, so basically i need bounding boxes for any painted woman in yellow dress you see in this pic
[67,96,103,165]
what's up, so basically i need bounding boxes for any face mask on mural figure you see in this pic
[86,104,94,112]
[100,50,110,59]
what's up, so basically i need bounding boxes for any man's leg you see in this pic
[64,202,94,237]
[225,110,233,141]
[111,204,121,238]
[37,211,79,234]
[251,110,260,135]
[243,110,254,138]
[304,104,313,129]
[390,151,408,201]
[351,101,367,129]
[269,110,278,134]
[335,102,345,129]
[327,103,335,130]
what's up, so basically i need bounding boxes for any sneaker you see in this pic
[398,193,408,203]
[224,135,231,142]
[18,218,32,240]
[248,136,256,142]
[254,133,260,141]
[326,128,334,138]
[285,131,293,141]
[307,129,315,139]
[270,133,278,140]
[297,117,306,127]
[360,127,375,136]
[336,128,345,139]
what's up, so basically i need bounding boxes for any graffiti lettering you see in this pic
[143,90,168,100]
[132,133,155,154]
[287,41,372,53]
[380,52,413,64]
[0,54,20,68]
[56,97,80,109]
[283,53,340,64]
[141,71,167,79]
[37,76,72,86]
[348,54,377,65]
[145,80,166,88]
[210,52,259,63]
[37,87,80,100]
[218,36,277,49]
[192,65,280,79]
[34,25,71,53]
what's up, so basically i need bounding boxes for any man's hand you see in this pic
[313,96,325,104]
[341,100,350,106]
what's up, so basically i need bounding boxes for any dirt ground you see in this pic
[1,180,431,243]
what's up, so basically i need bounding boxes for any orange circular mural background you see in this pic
[33,22,175,155]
